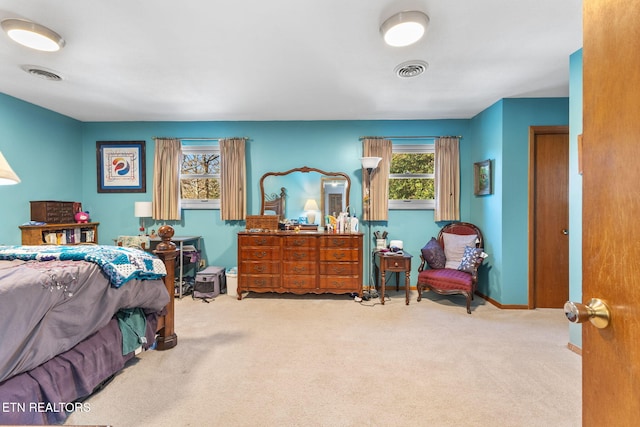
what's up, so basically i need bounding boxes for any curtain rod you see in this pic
[152,137,249,141]
[359,135,462,140]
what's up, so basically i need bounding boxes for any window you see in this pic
[180,145,220,209]
[388,144,435,209]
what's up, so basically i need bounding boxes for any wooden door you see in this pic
[328,193,342,216]
[582,0,640,423]
[529,127,569,308]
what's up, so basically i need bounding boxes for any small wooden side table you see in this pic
[374,251,413,305]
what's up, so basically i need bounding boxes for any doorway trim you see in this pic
[527,125,569,309]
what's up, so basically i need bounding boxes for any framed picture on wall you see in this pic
[474,159,492,196]
[96,141,146,193]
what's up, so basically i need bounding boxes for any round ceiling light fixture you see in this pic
[1,18,65,52]
[380,11,429,47]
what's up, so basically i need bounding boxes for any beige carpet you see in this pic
[65,290,581,427]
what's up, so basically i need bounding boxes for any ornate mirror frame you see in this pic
[259,166,351,225]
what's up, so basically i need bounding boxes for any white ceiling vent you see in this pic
[394,60,428,78]
[21,65,63,81]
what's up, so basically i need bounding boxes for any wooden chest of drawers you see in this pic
[237,231,363,299]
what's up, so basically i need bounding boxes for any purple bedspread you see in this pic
[0,314,159,425]
[0,259,169,384]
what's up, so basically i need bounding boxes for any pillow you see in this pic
[421,237,446,269]
[458,246,484,273]
[442,232,478,269]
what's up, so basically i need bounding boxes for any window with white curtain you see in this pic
[388,144,435,210]
[180,145,220,209]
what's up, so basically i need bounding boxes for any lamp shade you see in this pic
[304,199,319,211]
[1,18,65,52]
[380,11,429,47]
[361,157,382,170]
[134,201,153,218]
[0,151,21,185]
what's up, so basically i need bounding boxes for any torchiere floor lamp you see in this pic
[361,156,382,299]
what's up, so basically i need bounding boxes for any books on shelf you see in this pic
[42,227,95,244]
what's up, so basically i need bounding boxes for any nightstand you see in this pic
[374,251,413,305]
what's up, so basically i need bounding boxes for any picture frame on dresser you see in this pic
[96,141,146,193]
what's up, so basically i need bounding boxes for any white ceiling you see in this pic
[0,0,582,122]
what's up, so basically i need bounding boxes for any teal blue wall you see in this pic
[502,98,570,304]
[78,119,470,286]
[0,94,82,244]
[468,98,570,306]
[568,49,583,348]
[1,91,572,307]
[469,101,504,301]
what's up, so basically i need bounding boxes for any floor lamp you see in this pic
[361,156,382,299]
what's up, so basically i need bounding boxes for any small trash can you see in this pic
[226,267,238,297]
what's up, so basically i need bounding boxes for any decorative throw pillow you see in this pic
[458,246,484,273]
[421,237,446,269]
[442,232,478,269]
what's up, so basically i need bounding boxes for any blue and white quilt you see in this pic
[0,245,166,287]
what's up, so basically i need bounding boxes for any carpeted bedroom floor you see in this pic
[65,289,582,427]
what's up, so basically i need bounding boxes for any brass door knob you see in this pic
[564,298,611,329]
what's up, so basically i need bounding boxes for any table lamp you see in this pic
[304,199,319,224]
[134,201,153,234]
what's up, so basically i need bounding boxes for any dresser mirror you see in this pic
[260,166,350,226]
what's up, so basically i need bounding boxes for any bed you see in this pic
[0,225,178,425]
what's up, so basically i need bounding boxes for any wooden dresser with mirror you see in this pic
[237,166,363,299]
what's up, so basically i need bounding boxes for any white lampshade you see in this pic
[134,201,153,218]
[361,157,382,170]
[0,151,21,185]
[1,18,65,52]
[380,11,429,47]
[304,199,319,211]
[304,199,319,225]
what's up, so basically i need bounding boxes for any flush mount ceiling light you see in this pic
[380,11,429,47]
[1,18,65,52]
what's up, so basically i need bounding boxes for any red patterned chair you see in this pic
[416,222,485,314]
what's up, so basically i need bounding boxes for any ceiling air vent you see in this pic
[21,65,63,81]
[394,60,428,78]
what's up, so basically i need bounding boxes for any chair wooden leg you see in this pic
[466,292,472,314]
[416,283,423,301]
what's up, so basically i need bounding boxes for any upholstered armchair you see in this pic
[416,222,485,314]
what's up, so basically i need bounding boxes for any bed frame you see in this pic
[153,224,179,349]
[260,186,286,221]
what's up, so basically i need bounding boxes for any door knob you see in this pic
[564,298,611,329]
[562,229,569,235]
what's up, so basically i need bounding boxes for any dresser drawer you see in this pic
[283,261,316,275]
[319,276,361,291]
[283,247,315,262]
[319,262,360,276]
[238,235,280,247]
[320,235,359,249]
[284,235,316,247]
[282,275,316,290]
[320,248,359,262]
[241,274,280,289]
[240,247,280,261]
[241,261,280,275]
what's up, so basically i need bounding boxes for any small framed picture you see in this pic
[96,141,146,193]
[474,159,492,196]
